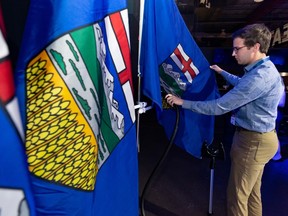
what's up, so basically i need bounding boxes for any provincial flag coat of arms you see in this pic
[15,1,138,215]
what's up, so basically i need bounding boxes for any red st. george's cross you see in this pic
[109,12,134,93]
[172,44,199,83]
[0,28,15,104]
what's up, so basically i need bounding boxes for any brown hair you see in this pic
[232,23,272,54]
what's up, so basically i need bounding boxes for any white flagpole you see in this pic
[136,0,145,152]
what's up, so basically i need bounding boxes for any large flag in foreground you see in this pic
[0,5,36,216]
[139,0,219,158]
[16,0,138,215]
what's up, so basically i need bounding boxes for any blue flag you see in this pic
[0,9,36,215]
[140,0,219,158]
[15,1,138,215]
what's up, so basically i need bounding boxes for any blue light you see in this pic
[270,55,285,66]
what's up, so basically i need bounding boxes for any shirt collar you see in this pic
[244,56,270,73]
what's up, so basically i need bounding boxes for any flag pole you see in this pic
[136,0,145,152]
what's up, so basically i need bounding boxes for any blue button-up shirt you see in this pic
[182,57,285,133]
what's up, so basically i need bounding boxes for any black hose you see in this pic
[140,106,180,216]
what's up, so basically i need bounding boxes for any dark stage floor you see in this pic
[138,110,288,216]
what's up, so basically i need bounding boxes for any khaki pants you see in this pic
[227,129,278,216]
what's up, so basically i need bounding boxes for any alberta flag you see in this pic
[139,0,219,158]
[0,5,36,216]
[15,0,138,215]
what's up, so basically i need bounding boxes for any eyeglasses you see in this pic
[232,46,247,53]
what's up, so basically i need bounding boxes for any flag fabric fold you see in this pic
[139,0,219,158]
[15,0,138,215]
[0,4,36,215]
